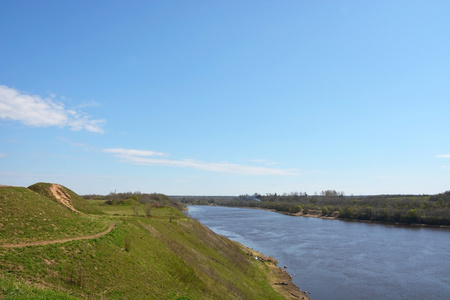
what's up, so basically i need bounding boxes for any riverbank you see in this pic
[231,240,310,300]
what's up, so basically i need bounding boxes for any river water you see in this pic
[186,205,450,300]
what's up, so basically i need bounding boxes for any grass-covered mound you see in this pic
[28,182,103,215]
[0,185,299,299]
[0,186,108,245]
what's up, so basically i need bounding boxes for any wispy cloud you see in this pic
[0,85,105,133]
[436,155,450,170]
[76,101,101,109]
[0,153,7,158]
[104,148,168,157]
[104,148,298,176]
[249,158,278,166]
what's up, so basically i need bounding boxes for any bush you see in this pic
[124,236,131,252]
[145,204,152,217]
[132,204,140,216]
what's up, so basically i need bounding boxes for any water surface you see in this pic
[187,206,450,300]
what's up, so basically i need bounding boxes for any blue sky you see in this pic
[1,0,449,195]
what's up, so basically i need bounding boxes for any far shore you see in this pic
[196,204,450,229]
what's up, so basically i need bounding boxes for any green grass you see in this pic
[0,275,78,299]
[0,184,287,299]
[87,199,185,219]
[0,187,108,245]
[86,199,140,216]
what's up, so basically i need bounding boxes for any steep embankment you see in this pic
[0,184,307,299]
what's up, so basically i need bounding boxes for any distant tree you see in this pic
[363,206,374,220]
[341,207,356,219]
[404,209,419,223]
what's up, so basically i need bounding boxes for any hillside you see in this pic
[0,184,307,299]
[0,185,108,245]
[28,182,104,215]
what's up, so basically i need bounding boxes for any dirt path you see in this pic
[0,223,115,248]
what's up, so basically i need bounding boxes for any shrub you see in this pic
[124,236,131,252]
[132,204,140,216]
[145,204,152,217]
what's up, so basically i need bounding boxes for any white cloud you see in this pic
[104,148,298,176]
[436,154,450,158]
[0,85,105,133]
[442,166,450,170]
[0,153,7,158]
[103,148,168,157]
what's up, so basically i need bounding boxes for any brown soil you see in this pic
[235,242,310,300]
[0,223,115,248]
[269,264,310,300]
[293,209,338,219]
[49,184,79,213]
[253,207,339,220]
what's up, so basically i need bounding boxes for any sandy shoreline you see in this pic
[231,240,310,300]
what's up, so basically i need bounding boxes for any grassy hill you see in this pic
[0,184,305,299]
[28,182,104,215]
[0,186,108,245]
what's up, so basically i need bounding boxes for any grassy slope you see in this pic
[0,186,108,245]
[0,186,288,299]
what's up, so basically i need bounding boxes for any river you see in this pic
[186,205,450,300]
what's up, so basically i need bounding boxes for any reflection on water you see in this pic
[187,206,450,300]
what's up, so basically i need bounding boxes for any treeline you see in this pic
[175,190,450,226]
[170,195,237,206]
[83,191,182,209]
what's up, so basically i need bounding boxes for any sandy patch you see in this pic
[49,184,80,213]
